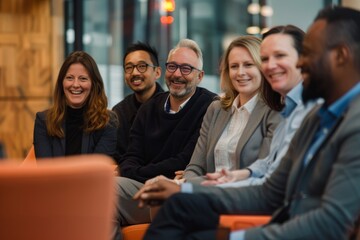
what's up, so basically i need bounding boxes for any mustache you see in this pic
[169,77,187,84]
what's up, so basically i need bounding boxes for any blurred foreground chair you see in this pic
[0,154,116,240]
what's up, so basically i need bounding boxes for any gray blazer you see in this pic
[193,95,360,239]
[33,110,118,159]
[184,98,281,179]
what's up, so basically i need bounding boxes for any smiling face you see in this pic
[228,46,261,103]
[63,63,92,109]
[165,47,203,100]
[124,50,161,94]
[260,33,302,96]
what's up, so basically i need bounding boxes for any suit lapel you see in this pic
[210,108,232,145]
[234,100,266,163]
[53,122,66,156]
[286,113,320,197]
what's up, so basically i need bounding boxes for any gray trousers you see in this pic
[115,176,152,226]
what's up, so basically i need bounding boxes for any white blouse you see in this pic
[214,94,258,172]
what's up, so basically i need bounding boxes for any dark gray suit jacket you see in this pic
[193,95,360,239]
[33,110,118,159]
[184,98,281,180]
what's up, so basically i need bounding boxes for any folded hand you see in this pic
[133,179,181,208]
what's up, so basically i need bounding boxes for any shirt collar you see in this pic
[231,93,258,114]
[318,82,360,126]
[327,82,360,118]
[280,82,303,118]
[164,94,193,114]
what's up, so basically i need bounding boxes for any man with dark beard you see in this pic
[112,42,164,163]
[135,6,360,240]
[115,39,217,238]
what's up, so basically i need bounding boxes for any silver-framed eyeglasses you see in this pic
[165,62,201,76]
[124,63,157,74]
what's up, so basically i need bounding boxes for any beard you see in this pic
[166,77,196,99]
[302,58,331,105]
[302,75,324,104]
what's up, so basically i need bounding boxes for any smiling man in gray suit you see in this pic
[135,6,360,240]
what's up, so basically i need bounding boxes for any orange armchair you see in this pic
[217,215,271,239]
[122,223,150,240]
[121,206,160,239]
[219,215,271,231]
[21,145,36,166]
[0,154,116,240]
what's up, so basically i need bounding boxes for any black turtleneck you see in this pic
[65,106,85,156]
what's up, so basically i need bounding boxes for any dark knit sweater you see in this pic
[120,87,217,183]
[112,82,164,163]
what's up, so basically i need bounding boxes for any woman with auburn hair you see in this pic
[33,51,118,159]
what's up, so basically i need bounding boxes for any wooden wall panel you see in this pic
[0,100,50,158]
[0,0,61,159]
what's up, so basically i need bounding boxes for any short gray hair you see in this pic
[168,39,203,69]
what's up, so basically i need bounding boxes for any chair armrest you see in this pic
[219,215,271,231]
[21,145,36,167]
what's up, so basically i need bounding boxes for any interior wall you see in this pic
[342,0,360,10]
[0,0,62,159]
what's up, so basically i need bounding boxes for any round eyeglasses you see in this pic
[165,62,201,76]
[124,63,157,74]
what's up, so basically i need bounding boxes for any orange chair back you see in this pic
[22,145,36,166]
[0,155,115,240]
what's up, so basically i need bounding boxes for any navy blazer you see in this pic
[33,110,118,159]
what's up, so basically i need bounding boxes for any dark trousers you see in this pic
[144,192,221,240]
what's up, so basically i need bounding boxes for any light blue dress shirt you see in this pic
[302,82,360,167]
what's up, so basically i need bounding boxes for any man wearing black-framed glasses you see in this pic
[165,62,201,76]
[163,43,205,112]
[112,42,164,163]
[115,39,217,237]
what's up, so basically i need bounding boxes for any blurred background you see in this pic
[0,0,357,159]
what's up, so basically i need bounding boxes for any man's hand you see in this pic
[133,179,181,208]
